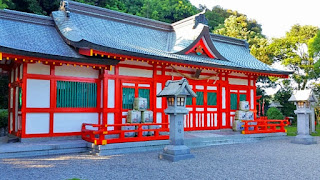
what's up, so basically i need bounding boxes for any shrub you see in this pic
[0,110,8,128]
[266,107,284,120]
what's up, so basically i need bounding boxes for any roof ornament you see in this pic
[193,10,208,29]
[59,0,70,17]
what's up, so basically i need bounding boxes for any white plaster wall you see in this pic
[10,88,13,108]
[156,113,162,123]
[107,79,115,108]
[108,66,115,75]
[9,112,13,131]
[26,79,50,108]
[228,78,248,85]
[229,72,248,77]
[20,64,23,79]
[222,113,226,126]
[119,67,153,78]
[250,89,254,110]
[27,63,50,75]
[53,113,98,133]
[15,67,18,81]
[55,65,99,78]
[10,70,13,83]
[120,60,153,67]
[25,113,49,134]
[156,83,162,108]
[222,87,226,109]
[107,113,114,130]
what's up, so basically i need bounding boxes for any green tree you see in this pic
[309,30,320,57]
[269,24,319,90]
[213,15,273,65]
[140,0,198,23]
[7,0,59,15]
[273,88,296,118]
[0,0,8,9]
[266,107,284,120]
[204,6,235,31]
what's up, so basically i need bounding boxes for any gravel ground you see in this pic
[1,138,320,180]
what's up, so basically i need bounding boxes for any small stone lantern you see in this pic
[289,90,318,144]
[157,78,197,161]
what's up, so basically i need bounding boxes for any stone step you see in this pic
[0,140,88,159]
[90,133,288,156]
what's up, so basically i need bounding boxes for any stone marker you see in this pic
[289,90,317,145]
[157,78,197,161]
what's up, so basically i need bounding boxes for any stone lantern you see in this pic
[288,90,318,144]
[157,78,197,161]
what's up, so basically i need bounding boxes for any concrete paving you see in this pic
[0,137,320,180]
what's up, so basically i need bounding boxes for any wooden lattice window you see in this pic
[138,89,150,109]
[122,88,135,109]
[240,94,247,101]
[230,93,237,110]
[207,92,217,106]
[186,97,193,105]
[196,92,204,105]
[57,81,97,108]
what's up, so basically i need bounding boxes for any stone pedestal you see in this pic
[159,114,194,162]
[291,110,317,145]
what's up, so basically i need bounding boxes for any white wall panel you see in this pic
[107,113,114,130]
[251,89,254,110]
[229,78,248,85]
[156,83,162,108]
[27,63,50,75]
[26,79,50,108]
[55,65,99,78]
[53,113,98,133]
[107,79,115,108]
[156,112,162,123]
[19,64,23,79]
[222,113,226,126]
[26,113,49,134]
[119,67,153,78]
[222,87,226,109]
[207,86,217,90]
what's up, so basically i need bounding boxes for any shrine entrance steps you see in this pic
[0,130,288,159]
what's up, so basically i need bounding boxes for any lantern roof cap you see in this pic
[288,89,318,103]
[157,78,197,98]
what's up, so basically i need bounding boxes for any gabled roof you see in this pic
[157,78,197,97]
[0,1,292,76]
[51,0,291,76]
[0,9,119,65]
[288,90,318,102]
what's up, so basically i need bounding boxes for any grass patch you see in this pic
[285,124,320,136]
[285,125,297,136]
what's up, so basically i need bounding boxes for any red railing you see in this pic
[242,118,289,134]
[81,123,169,145]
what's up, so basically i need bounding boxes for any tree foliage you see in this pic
[273,88,296,118]
[266,107,284,120]
[269,24,319,90]
[309,30,320,58]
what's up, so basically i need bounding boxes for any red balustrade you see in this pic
[81,123,169,145]
[242,117,289,134]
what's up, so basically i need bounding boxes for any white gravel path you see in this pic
[1,137,320,180]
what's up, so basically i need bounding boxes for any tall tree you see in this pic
[309,30,320,57]
[204,6,236,31]
[269,24,319,90]
[213,15,272,65]
[140,0,198,23]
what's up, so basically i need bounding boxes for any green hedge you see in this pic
[266,107,284,120]
[0,110,8,128]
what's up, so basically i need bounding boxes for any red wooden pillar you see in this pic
[21,62,27,138]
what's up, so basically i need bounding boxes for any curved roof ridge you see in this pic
[0,9,53,26]
[68,0,173,31]
[210,33,248,48]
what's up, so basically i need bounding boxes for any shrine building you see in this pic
[0,1,290,141]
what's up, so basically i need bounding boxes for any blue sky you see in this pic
[190,0,320,39]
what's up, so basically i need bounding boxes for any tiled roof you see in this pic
[0,9,118,65]
[0,1,291,75]
[52,1,291,75]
